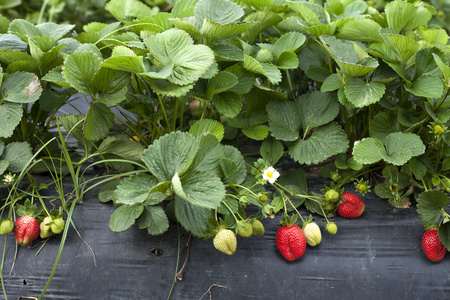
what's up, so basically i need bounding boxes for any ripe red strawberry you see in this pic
[422,229,447,262]
[14,200,43,246]
[337,193,365,218]
[15,216,40,246]
[276,215,306,261]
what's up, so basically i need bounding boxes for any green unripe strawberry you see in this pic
[0,219,14,235]
[325,222,338,235]
[259,194,268,203]
[237,220,253,238]
[434,125,445,136]
[324,189,339,203]
[51,218,65,234]
[213,229,237,255]
[303,222,322,247]
[40,216,54,239]
[323,203,336,212]
[251,219,265,237]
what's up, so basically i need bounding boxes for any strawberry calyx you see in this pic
[280,213,298,227]
[15,199,43,219]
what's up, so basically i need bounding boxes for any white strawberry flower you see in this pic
[262,167,280,184]
[3,173,14,183]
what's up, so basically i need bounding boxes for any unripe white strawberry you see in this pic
[303,222,322,247]
[213,229,237,255]
[40,216,54,239]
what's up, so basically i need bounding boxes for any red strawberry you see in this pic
[276,215,306,261]
[15,216,40,246]
[422,229,447,262]
[14,200,43,246]
[337,193,365,218]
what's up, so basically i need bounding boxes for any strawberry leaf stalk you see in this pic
[14,199,43,246]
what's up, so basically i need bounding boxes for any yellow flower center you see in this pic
[267,171,273,178]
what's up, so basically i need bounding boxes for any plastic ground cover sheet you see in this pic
[1,176,449,300]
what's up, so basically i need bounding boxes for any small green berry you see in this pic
[251,219,265,237]
[325,222,338,235]
[324,189,340,203]
[237,220,253,238]
[434,125,445,136]
[0,219,14,235]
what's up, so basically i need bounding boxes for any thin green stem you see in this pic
[0,235,8,300]
[167,222,181,300]
[37,0,50,24]
[222,202,240,223]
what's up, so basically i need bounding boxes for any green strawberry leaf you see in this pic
[114,174,167,206]
[0,34,27,51]
[2,142,32,173]
[241,11,282,43]
[417,190,449,226]
[353,132,425,166]
[242,125,269,140]
[142,132,199,182]
[83,102,115,141]
[289,122,349,165]
[106,0,157,21]
[261,136,284,166]
[321,73,342,93]
[222,145,247,185]
[381,32,420,67]
[211,92,242,118]
[97,136,145,161]
[384,0,432,33]
[243,55,282,84]
[219,157,239,185]
[148,79,194,97]
[0,103,22,138]
[336,18,383,43]
[369,112,400,144]
[201,19,256,46]
[136,205,169,236]
[189,119,224,142]
[344,78,386,108]
[408,157,428,181]
[109,204,145,232]
[194,0,244,25]
[144,29,214,86]
[404,75,443,99]
[2,72,42,103]
[98,179,122,203]
[172,171,225,209]
[267,100,300,142]
[296,91,340,134]
[438,222,450,251]
[205,71,238,99]
[273,31,306,58]
[320,35,378,77]
[101,46,146,73]
[186,134,223,176]
[62,51,102,96]
[174,196,213,238]
[93,68,130,105]
[0,160,9,176]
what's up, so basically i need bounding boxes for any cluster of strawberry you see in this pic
[0,200,65,246]
[276,193,365,261]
